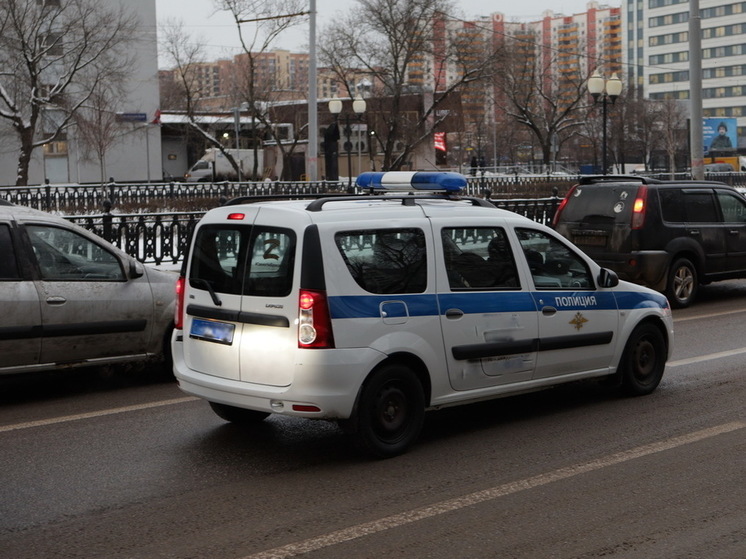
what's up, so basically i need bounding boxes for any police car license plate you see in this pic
[190,318,235,345]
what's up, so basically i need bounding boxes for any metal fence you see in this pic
[53,191,562,266]
[9,171,740,266]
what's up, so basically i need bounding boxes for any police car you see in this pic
[172,172,674,458]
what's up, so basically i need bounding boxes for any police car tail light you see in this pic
[298,289,334,348]
[631,186,648,230]
[174,276,186,330]
[552,185,577,227]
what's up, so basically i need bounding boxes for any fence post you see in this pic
[44,179,51,211]
[102,199,113,242]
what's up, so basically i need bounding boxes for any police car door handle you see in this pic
[445,308,464,319]
[46,296,67,305]
[541,306,557,316]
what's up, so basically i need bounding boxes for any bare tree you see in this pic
[320,0,502,171]
[0,0,138,186]
[160,3,307,180]
[494,34,589,169]
[218,0,307,179]
[74,84,121,183]
[159,19,241,173]
[657,98,689,177]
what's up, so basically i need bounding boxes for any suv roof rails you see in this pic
[578,175,663,185]
[578,175,732,187]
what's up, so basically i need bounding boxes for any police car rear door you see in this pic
[432,216,539,391]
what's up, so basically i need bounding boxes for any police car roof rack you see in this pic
[304,171,492,211]
[224,193,348,206]
[304,193,494,212]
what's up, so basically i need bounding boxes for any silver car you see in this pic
[0,201,175,375]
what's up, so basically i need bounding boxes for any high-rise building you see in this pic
[625,0,746,144]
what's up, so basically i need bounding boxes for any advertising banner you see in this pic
[704,118,737,152]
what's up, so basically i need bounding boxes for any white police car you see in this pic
[172,172,674,457]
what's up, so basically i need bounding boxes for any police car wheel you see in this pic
[666,257,698,308]
[619,323,666,396]
[209,402,270,425]
[354,364,425,458]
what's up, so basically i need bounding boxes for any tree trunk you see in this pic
[16,126,34,186]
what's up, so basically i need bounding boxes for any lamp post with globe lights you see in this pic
[329,95,366,192]
[587,71,623,175]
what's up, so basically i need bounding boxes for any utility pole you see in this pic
[690,0,704,180]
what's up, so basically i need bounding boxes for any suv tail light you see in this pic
[298,289,334,349]
[631,186,648,230]
[552,185,577,227]
[174,276,185,330]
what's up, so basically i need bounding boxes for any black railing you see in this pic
[65,211,205,266]
[0,180,345,214]
[3,173,745,215]
[18,172,745,266]
[62,194,562,266]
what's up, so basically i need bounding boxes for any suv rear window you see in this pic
[561,184,639,222]
[335,228,427,294]
[190,225,295,297]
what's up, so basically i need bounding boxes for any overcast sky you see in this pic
[154,0,601,66]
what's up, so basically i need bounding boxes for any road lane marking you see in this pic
[0,396,198,433]
[667,347,746,367]
[239,421,746,559]
[674,308,746,322]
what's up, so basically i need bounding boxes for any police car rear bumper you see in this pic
[173,341,384,419]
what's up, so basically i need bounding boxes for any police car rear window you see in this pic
[190,225,295,297]
[335,228,427,294]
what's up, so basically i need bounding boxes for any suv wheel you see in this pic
[666,257,698,308]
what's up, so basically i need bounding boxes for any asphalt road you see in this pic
[1,282,745,559]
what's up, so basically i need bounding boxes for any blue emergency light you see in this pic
[356,171,467,192]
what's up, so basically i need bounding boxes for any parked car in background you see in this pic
[553,175,746,307]
[0,200,176,375]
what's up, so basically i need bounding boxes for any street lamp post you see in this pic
[588,70,623,175]
[329,95,366,192]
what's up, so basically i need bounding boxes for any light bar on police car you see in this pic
[356,171,467,192]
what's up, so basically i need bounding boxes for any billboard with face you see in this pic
[704,118,737,152]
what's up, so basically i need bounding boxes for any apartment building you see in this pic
[626,0,746,145]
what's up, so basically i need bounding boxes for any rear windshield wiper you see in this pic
[192,278,222,306]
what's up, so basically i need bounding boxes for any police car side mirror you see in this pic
[597,268,619,288]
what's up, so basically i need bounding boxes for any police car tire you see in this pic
[354,364,425,459]
[666,257,698,308]
[619,323,666,396]
[209,402,270,425]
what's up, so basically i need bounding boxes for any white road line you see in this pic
[674,308,746,322]
[667,347,746,367]
[0,396,198,433]
[239,421,746,559]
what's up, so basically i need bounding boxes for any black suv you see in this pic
[553,175,746,307]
